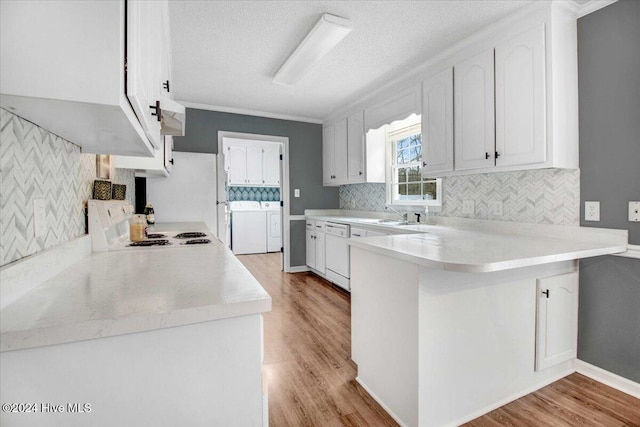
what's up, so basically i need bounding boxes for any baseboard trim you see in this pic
[355,377,409,427]
[288,265,310,273]
[576,360,640,399]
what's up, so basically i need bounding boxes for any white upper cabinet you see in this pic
[245,144,264,185]
[334,118,349,183]
[323,124,336,185]
[454,49,496,171]
[421,68,454,176]
[263,143,281,186]
[113,136,173,177]
[495,24,546,167]
[347,110,365,182]
[0,0,184,157]
[226,143,249,185]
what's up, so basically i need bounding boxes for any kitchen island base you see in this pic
[1,314,265,427]
[351,247,578,427]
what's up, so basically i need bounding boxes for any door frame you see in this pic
[218,131,290,272]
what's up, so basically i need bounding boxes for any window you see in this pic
[385,115,441,206]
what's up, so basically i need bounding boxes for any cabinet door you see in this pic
[263,143,281,186]
[315,231,326,275]
[306,229,316,270]
[226,143,247,185]
[127,0,163,150]
[422,68,454,176]
[164,135,173,174]
[536,272,578,371]
[495,25,546,167]
[334,118,349,183]
[347,110,365,182]
[323,124,336,185]
[246,144,264,185]
[454,49,495,171]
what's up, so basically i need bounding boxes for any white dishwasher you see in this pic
[324,222,351,291]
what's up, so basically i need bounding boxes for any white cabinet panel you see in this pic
[323,124,336,185]
[305,221,325,274]
[536,272,578,371]
[306,228,316,270]
[347,111,365,182]
[227,144,248,185]
[421,68,454,176]
[454,50,495,171]
[315,231,326,274]
[263,143,281,186]
[496,25,546,167]
[245,144,263,185]
[350,228,367,238]
[334,118,349,183]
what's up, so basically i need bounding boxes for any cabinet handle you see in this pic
[163,80,170,92]
[169,159,174,165]
[359,171,363,175]
[542,289,550,298]
[485,152,491,160]
[422,161,427,167]
[149,100,161,122]
[495,151,501,159]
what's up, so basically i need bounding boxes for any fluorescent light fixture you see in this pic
[273,13,352,85]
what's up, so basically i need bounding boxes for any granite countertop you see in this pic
[305,214,628,273]
[1,223,271,352]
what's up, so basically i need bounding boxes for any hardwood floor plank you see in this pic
[238,253,640,427]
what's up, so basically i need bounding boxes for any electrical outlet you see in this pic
[490,200,503,216]
[629,201,640,222]
[585,201,600,222]
[294,189,300,198]
[462,200,475,215]
[33,199,47,237]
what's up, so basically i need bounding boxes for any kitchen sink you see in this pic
[377,219,412,226]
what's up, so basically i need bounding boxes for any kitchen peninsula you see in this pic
[0,223,271,427]
[346,219,627,427]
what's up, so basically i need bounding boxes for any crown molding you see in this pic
[576,0,618,18]
[177,101,323,124]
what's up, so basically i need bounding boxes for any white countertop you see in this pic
[306,214,627,273]
[1,223,271,352]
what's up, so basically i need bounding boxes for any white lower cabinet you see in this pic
[535,271,578,371]
[351,227,388,238]
[305,220,326,274]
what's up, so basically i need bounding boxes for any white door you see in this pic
[226,143,247,185]
[454,49,496,171]
[315,231,326,275]
[126,0,162,150]
[347,110,365,183]
[263,143,281,186]
[306,227,316,269]
[334,117,349,183]
[535,272,578,371]
[216,154,228,245]
[495,24,546,167]
[146,152,217,234]
[323,124,335,185]
[421,67,454,176]
[246,144,263,185]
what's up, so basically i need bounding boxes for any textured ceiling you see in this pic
[169,0,535,121]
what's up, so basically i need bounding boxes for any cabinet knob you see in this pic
[422,161,427,167]
[149,100,161,122]
[169,159,174,165]
[542,289,550,298]
[495,151,501,159]
[359,171,363,175]
[485,152,491,160]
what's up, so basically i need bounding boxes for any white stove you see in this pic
[88,200,215,252]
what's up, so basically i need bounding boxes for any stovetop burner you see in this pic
[174,232,207,239]
[127,239,171,247]
[146,233,167,239]
[181,238,212,245]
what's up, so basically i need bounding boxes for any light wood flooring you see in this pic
[238,253,640,427]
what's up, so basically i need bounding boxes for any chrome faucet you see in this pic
[384,205,408,221]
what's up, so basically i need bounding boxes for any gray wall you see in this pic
[577,0,640,382]
[175,108,339,266]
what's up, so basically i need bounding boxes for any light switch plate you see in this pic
[629,201,640,222]
[33,198,47,237]
[585,201,600,222]
[490,200,503,216]
[462,200,475,215]
[294,189,300,198]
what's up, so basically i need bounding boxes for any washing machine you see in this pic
[261,201,281,253]
[229,201,266,255]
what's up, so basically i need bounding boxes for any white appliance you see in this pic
[261,201,281,253]
[324,222,351,291]
[146,152,218,235]
[230,201,267,255]
[88,200,215,252]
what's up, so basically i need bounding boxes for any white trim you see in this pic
[576,360,640,399]
[355,377,409,427]
[288,215,306,221]
[611,244,640,260]
[178,101,322,124]
[217,131,292,272]
[576,0,618,18]
[288,265,310,273]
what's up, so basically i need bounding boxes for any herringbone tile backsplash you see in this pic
[340,169,580,225]
[0,109,135,266]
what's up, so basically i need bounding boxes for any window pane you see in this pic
[397,148,410,164]
[409,145,422,162]
[408,134,422,147]
[397,167,407,183]
[398,183,408,196]
[408,182,421,196]
[407,166,420,182]
[422,181,437,200]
